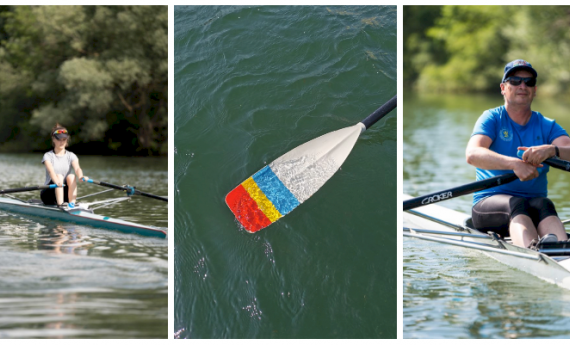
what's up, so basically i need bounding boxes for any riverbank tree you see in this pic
[0,5,167,155]
[405,6,570,96]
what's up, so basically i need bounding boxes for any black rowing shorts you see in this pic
[471,194,558,238]
[40,180,69,206]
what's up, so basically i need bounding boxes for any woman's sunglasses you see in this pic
[505,76,537,87]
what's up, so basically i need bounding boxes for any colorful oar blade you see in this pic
[226,123,365,232]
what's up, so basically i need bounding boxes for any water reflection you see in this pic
[36,225,91,254]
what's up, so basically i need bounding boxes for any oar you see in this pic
[226,95,397,233]
[82,178,167,202]
[405,149,570,211]
[0,184,62,194]
[517,149,570,172]
[403,173,518,211]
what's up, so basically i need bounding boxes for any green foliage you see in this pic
[403,6,444,88]
[405,6,570,95]
[505,7,570,95]
[0,5,167,155]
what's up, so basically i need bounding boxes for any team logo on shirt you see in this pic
[500,127,513,142]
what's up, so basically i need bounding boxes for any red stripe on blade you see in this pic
[225,184,272,233]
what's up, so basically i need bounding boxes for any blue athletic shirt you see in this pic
[471,106,568,205]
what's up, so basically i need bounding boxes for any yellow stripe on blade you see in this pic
[242,177,282,222]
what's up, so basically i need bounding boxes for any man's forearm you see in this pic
[466,146,520,170]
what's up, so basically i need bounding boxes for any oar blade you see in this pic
[226,123,365,232]
[226,166,298,233]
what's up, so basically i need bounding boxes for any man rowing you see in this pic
[466,59,570,248]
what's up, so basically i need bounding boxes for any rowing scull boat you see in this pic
[0,197,166,238]
[403,194,570,290]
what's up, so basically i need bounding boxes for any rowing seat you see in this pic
[464,218,475,229]
[463,217,510,240]
[27,199,43,205]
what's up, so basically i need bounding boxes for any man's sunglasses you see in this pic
[505,76,537,87]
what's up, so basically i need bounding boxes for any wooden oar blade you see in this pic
[226,123,365,232]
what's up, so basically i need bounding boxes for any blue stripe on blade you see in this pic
[252,165,300,215]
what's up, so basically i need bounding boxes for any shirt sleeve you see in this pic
[471,110,497,142]
[548,120,569,144]
[41,152,51,164]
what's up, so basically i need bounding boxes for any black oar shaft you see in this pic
[137,191,168,202]
[540,156,570,172]
[403,173,518,211]
[360,95,397,130]
[0,184,59,194]
[517,149,570,172]
[85,179,168,202]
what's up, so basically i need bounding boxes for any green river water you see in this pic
[174,5,396,338]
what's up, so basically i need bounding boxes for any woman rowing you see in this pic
[40,124,88,208]
[466,59,570,248]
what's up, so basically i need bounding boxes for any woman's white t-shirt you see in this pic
[42,150,78,185]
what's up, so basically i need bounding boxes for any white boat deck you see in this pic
[0,197,166,238]
[403,194,570,290]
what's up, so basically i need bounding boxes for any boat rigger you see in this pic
[403,194,570,290]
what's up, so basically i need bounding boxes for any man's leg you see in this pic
[472,194,525,239]
[509,214,539,248]
[529,197,568,241]
[537,216,568,241]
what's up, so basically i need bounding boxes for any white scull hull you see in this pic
[403,194,570,290]
[0,197,166,238]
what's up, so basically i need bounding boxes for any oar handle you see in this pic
[83,178,168,202]
[0,184,62,194]
[517,149,570,171]
[360,95,397,130]
[403,173,518,211]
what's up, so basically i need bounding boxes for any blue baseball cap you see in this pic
[502,59,537,83]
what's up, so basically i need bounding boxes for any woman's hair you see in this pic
[52,123,66,134]
[51,123,70,147]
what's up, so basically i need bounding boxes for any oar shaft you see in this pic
[0,184,60,194]
[137,191,168,202]
[403,173,518,211]
[543,157,570,171]
[518,150,570,172]
[360,95,397,130]
[84,178,167,202]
